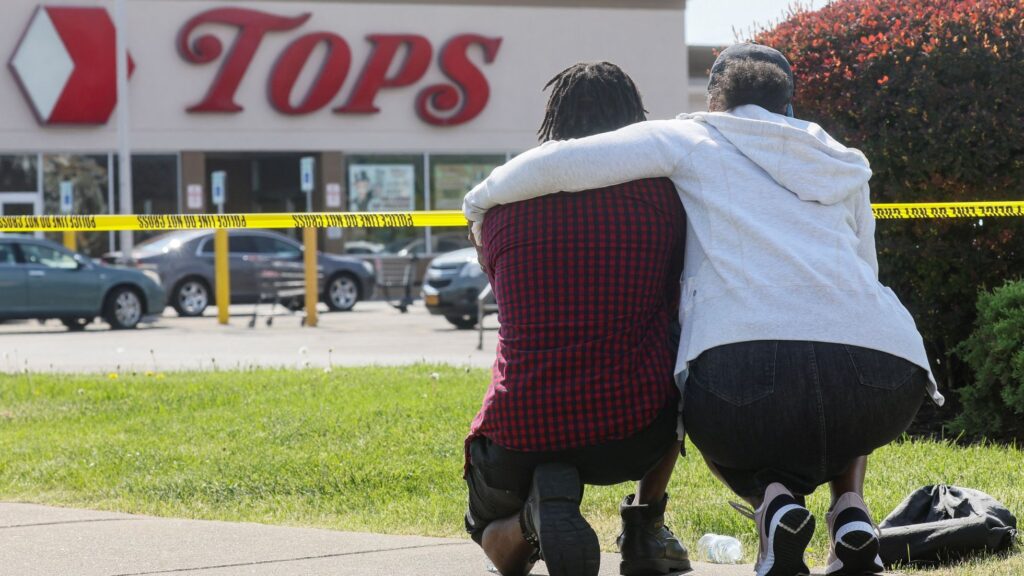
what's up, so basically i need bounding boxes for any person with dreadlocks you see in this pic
[463,62,691,576]
[464,44,944,576]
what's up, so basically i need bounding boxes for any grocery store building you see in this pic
[1,0,696,254]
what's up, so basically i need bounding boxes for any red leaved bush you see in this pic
[756,0,1023,196]
[753,0,1024,433]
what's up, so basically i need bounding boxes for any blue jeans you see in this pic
[683,341,927,498]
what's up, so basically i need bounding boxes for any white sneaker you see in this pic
[747,483,815,576]
[825,492,885,575]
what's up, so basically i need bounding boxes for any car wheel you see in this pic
[324,274,359,311]
[61,317,91,331]
[103,287,144,330]
[445,314,478,330]
[173,278,210,317]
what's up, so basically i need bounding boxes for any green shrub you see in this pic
[954,280,1024,440]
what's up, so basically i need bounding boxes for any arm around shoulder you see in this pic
[462,120,690,229]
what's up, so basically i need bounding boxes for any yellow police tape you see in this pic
[0,211,467,232]
[0,202,1022,232]
[872,201,1024,220]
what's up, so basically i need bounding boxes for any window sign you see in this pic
[347,164,415,212]
[187,184,203,209]
[325,182,342,209]
[432,161,500,210]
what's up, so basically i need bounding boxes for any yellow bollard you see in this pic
[303,227,318,328]
[62,231,77,252]
[215,229,230,325]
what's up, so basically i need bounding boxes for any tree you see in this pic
[754,0,1024,408]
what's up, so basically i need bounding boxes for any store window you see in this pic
[43,154,111,255]
[0,155,39,192]
[111,154,180,242]
[132,155,179,215]
[345,154,424,253]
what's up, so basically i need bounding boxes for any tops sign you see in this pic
[178,8,503,126]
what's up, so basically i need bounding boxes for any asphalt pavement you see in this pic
[0,502,767,576]
[0,301,496,374]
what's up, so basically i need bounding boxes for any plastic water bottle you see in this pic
[696,533,743,564]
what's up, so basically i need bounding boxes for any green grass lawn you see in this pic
[0,366,1020,575]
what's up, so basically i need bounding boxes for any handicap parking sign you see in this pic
[211,171,227,206]
[300,157,315,193]
[59,181,73,214]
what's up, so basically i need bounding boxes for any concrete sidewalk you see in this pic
[0,503,749,576]
[0,503,850,576]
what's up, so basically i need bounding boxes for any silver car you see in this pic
[0,237,165,330]
[106,230,376,317]
[421,247,492,329]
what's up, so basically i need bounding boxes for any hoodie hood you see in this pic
[681,104,872,206]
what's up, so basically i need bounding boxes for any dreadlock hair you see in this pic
[537,62,647,142]
[707,59,793,114]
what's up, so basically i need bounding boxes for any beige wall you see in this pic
[0,0,688,154]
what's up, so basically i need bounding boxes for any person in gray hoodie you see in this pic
[462,44,945,576]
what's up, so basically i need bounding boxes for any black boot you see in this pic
[616,493,692,576]
[520,463,600,576]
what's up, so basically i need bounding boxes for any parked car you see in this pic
[103,230,376,317]
[421,247,492,329]
[0,237,165,330]
[391,233,473,257]
[342,240,385,255]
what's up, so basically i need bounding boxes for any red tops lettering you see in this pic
[177,7,502,126]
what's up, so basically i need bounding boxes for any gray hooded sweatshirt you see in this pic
[464,104,943,405]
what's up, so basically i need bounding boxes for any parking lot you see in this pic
[0,301,498,373]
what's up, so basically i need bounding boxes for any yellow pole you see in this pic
[215,229,230,325]
[62,231,77,252]
[303,227,318,328]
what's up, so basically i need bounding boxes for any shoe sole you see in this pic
[532,464,600,576]
[827,525,883,575]
[620,557,692,576]
[760,507,815,576]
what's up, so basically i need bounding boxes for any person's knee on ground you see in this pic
[475,462,598,576]
[480,515,536,576]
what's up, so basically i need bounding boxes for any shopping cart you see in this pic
[249,258,306,328]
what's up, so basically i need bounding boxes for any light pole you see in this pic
[114,0,133,257]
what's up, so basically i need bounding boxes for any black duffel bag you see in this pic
[878,484,1018,567]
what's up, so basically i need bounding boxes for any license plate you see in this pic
[425,294,440,306]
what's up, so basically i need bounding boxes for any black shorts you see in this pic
[464,400,679,544]
[683,341,927,499]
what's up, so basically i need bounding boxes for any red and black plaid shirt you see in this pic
[468,178,685,457]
